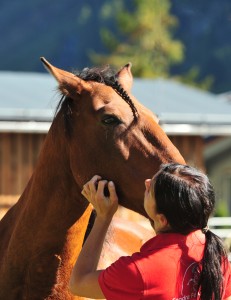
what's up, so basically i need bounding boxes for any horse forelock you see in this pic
[74,65,117,86]
[55,65,138,131]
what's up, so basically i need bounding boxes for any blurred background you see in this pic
[0,0,231,230]
[1,0,231,92]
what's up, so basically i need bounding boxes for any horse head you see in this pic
[41,58,185,217]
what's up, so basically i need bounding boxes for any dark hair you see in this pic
[152,163,228,300]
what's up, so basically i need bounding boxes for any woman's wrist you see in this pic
[95,213,114,226]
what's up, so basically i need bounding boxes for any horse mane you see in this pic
[55,65,138,136]
[75,65,118,85]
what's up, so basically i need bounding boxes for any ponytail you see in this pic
[153,163,229,300]
[199,230,227,300]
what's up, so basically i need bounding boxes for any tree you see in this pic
[89,0,184,78]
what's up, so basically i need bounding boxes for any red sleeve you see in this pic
[98,255,144,300]
[224,261,231,298]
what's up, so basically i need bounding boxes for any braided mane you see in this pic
[76,65,138,119]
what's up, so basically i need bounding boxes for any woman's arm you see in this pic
[69,175,118,299]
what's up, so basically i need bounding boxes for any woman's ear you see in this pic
[158,213,169,228]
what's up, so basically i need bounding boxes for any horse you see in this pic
[0,58,185,300]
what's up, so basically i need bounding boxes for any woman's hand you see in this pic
[81,175,118,221]
[71,176,118,298]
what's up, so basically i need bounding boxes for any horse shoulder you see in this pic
[98,216,154,269]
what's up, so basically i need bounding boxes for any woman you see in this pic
[69,163,231,300]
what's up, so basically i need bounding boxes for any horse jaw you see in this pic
[40,57,91,97]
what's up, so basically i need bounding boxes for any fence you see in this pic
[208,217,231,239]
[208,217,231,261]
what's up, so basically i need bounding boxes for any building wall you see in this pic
[209,160,231,215]
[205,143,231,215]
[0,132,46,195]
[170,135,205,170]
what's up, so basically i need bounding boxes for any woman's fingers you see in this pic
[88,176,101,195]
[81,175,101,197]
[108,181,118,202]
[97,180,108,199]
[81,176,118,217]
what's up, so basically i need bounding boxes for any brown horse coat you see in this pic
[0,59,185,300]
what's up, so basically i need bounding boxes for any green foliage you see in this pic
[214,200,230,217]
[90,0,184,78]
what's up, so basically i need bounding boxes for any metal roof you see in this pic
[0,71,56,121]
[1,71,231,135]
[132,78,231,135]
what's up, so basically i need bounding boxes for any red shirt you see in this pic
[99,230,231,300]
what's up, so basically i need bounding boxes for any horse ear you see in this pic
[40,57,90,96]
[116,62,133,92]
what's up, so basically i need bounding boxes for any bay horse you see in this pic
[0,58,185,300]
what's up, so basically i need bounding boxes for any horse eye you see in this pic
[101,115,121,126]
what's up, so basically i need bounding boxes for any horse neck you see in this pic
[0,113,92,299]
[4,114,92,271]
[36,118,91,233]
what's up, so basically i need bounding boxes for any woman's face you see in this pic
[144,178,169,233]
[144,178,157,221]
